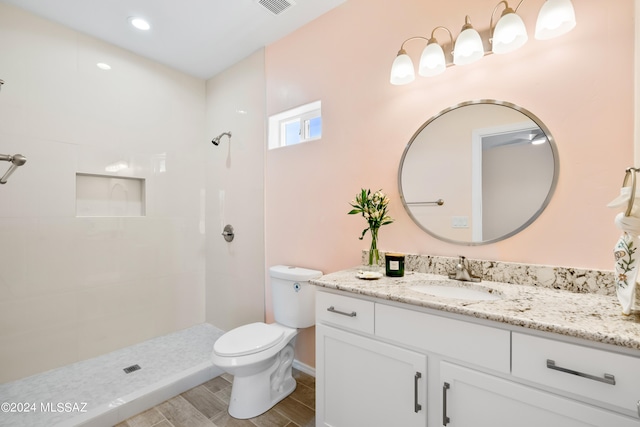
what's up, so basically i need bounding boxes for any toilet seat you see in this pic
[213,322,284,357]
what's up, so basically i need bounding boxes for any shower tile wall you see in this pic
[0,3,208,382]
[203,50,267,334]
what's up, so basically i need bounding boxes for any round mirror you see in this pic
[398,100,559,245]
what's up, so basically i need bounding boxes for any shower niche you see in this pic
[76,173,145,217]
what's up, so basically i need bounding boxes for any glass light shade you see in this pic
[493,12,528,54]
[535,0,576,40]
[453,28,484,66]
[419,43,446,77]
[390,52,415,85]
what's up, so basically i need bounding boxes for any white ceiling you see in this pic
[0,0,346,79]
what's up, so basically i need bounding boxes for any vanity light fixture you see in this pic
[490,1,528,54]
[453,16,484,65]
[419,27,454,77]
[389,0,576,85]
[391,26,455,83]
[390,39,423,85]
[534,0,576,39]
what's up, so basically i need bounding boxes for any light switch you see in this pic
[452,216,469,228]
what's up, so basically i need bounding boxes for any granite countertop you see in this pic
[311,268,640,351]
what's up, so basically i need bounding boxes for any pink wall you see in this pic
[265,0,634,366]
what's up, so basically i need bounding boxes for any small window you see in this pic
[269,101,322,149]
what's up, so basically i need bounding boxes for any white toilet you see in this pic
[211,265,322,419]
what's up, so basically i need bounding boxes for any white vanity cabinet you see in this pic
[440,362,639,427]
[511,332,640,421]
[316,324,427,427]
[315,292,427,427]
[315,288,640,427]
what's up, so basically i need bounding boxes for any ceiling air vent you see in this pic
[257,0,296,15]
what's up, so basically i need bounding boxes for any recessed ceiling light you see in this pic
[96,62,111,70]
[129,17,150,31]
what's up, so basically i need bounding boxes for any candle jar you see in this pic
[385,253,405,277]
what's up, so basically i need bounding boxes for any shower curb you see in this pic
[55,362,223,427]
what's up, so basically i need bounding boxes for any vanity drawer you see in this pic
[375,303,510,373]
[512,332,640,414]
[316,291,375,335]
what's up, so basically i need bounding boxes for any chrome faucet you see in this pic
[448,256,481,282]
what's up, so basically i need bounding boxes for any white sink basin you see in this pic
[409,284,502,301]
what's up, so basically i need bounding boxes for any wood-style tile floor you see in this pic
[115,369,315,427]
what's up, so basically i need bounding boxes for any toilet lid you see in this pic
[213,322,285,357]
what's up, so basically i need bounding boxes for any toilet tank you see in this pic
[270,265,322,328]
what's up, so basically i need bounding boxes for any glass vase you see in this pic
[367,228,380,270]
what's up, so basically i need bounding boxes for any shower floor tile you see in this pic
[0,323,224,427]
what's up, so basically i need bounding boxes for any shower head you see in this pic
[211,131,232,146]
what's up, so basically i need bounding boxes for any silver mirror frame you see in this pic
[398,99,560,246]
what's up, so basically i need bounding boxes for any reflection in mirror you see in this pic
[398,100,559,245]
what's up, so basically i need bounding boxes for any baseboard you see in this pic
[293,359,316,377]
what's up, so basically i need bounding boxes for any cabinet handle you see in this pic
[442,382,451,426]
[326,306,357,317]
[546,359,616,385]
[414,372,422,413]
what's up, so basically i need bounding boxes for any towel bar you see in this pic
[0,153,27,184]
[406,199,444,206]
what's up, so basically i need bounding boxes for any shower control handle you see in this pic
[222,224,234,242]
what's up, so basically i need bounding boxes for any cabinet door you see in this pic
[440,362,639,427]
[316,324,427,427]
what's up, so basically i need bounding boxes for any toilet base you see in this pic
[228,342,297,419]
